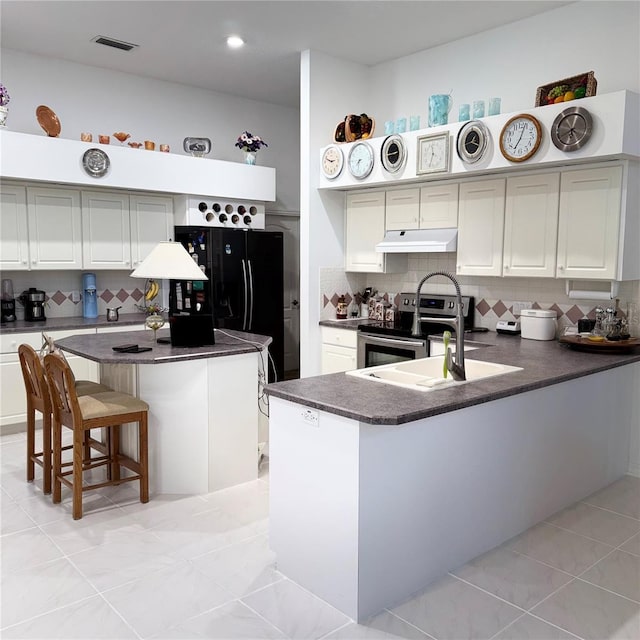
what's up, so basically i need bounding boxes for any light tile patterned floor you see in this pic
[1,430,639,639]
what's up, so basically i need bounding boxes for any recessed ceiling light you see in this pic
[226,35,245,49]
[92,35,138,52]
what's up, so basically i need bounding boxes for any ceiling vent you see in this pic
[92,36,138,52]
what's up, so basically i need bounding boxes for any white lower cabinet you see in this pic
[503,173,559,278]
[456,178,506,277]
[321,327,358,374]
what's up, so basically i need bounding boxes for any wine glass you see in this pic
[145,313,165,343]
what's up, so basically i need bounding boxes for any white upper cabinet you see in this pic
[81,191,131,269]
[129,194,174,268]
[556,166,623,280]
[420,183,459,229]
[503,173,559,278]
[456,179,506,277]
[0,183,29,270]
[27,186,83,270]
[385,188,419,230]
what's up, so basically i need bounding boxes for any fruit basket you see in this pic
[334,113,375,143]
[535,71,597,107]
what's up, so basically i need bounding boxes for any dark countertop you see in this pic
[266,331,640,425]
[0,313,148,333]
[55,328,272,364]
[319,318,376,330]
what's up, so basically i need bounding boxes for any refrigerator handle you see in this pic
[247,259,254,331]
[241,259,248,331]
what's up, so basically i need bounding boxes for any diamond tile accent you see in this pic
[131,289,144,302]
[115,289,129,303]
[323,295,330,307]
[100,290,114,303]
[492,300,508,318]
[330,293,340,307]
[51,291,67,305]
[549,303,563,318]
[565,305,585,324]
[476,299,491,316]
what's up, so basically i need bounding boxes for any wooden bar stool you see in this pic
[18,344,111,495]
[43,352,150,520]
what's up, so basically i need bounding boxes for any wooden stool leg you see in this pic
[26,400,35,483]
[138,413,149,503]
[42,410,52,495]
[72,429,84,520]
[52,418,62,504]
[109,424,121,483]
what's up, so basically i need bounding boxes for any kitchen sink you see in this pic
[346,356,522,392]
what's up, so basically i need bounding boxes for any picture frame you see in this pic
[416,132,450,175]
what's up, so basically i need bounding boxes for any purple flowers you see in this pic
[0,84,10,107]
[235,131,268,153]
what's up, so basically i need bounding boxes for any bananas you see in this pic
[145,279,159,302]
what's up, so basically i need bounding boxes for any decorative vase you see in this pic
[0,105,8,128]
[243,150,257,165]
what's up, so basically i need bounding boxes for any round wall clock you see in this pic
[321,144,344,180]
[82,148,110,178]
[347,141,374,179]
[551,106,593,152]
[456,120,490,164]
[499,114,542,162]
[380,135,407,174]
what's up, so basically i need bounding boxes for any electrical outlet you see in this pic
[512,301,531,316]
[70,290,81,303]
[301,408,319,426]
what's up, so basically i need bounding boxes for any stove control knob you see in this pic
[449,301,455,309]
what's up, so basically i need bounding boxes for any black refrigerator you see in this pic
[173,226,284,382]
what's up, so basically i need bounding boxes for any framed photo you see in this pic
[416,133,450,175]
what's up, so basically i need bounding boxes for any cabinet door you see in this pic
[130,194,173,269]
[27,187,82,270]
[456,179,505,276]
[420,183,459,229]
[0,183,29,270]
[503,173,559,278]
[385,188,419,230]
[557,166,623,280]
[82,191,131,269]
[345,191,385,272]
[321,344,357,374]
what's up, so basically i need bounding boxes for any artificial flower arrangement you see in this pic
[235,131,268,153]
[0,83,10,107]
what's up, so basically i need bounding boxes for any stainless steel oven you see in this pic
[357,332,428,368]
[356,292,475,368]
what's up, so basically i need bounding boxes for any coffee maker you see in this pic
[1,279,16,323]
[19,288,46,322]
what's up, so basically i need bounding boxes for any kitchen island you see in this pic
[56,328,271,494]
[265,334,640,621]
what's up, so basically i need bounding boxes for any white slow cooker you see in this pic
[520,309,557,341]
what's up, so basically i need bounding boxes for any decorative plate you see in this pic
[82,148,110,178]
[183,137,211,157]
[36,105,61,137]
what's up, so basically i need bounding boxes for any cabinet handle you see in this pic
[504,265,509,270]
[558,265,564,270]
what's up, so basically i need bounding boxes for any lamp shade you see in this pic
[130,242,208,281]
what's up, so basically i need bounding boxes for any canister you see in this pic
[520,309,557,341]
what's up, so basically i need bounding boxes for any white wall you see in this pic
[1,49,300,213]
[302,0,640,377]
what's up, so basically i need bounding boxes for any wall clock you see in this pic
[321,144,344,180]
[82,148,110,178]
[380,135,407,174]
[348,141,374,179]
[499,114,542,162]
[551,106,593,152]
[456,120,490,164]
[417,133,450,175]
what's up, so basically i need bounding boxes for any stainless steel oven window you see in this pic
[357,333,428,368]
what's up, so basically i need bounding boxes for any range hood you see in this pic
[375,228,457,253]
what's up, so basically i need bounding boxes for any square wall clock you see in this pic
[417,133,450,175]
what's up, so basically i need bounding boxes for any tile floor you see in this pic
[1,429,639,640]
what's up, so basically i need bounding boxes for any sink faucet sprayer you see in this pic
[412,271,466,381]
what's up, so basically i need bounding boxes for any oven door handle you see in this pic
[359,334,426,347]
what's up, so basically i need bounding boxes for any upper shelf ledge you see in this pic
[0,130,276,202]
[318,90,639,190]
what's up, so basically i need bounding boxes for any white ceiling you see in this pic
[1,1,573,108]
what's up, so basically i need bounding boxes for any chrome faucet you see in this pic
[411,271,466,381]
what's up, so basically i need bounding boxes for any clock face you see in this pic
[500,114,542,162]
[456,120,489,164]
[551,106,593,152]
[417,134,449,174]
[347,141,374,179]
[381,135,406,173]
[82,148,110,178]
[321,145,344,179]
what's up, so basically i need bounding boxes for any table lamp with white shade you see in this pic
[130,241,215,346]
